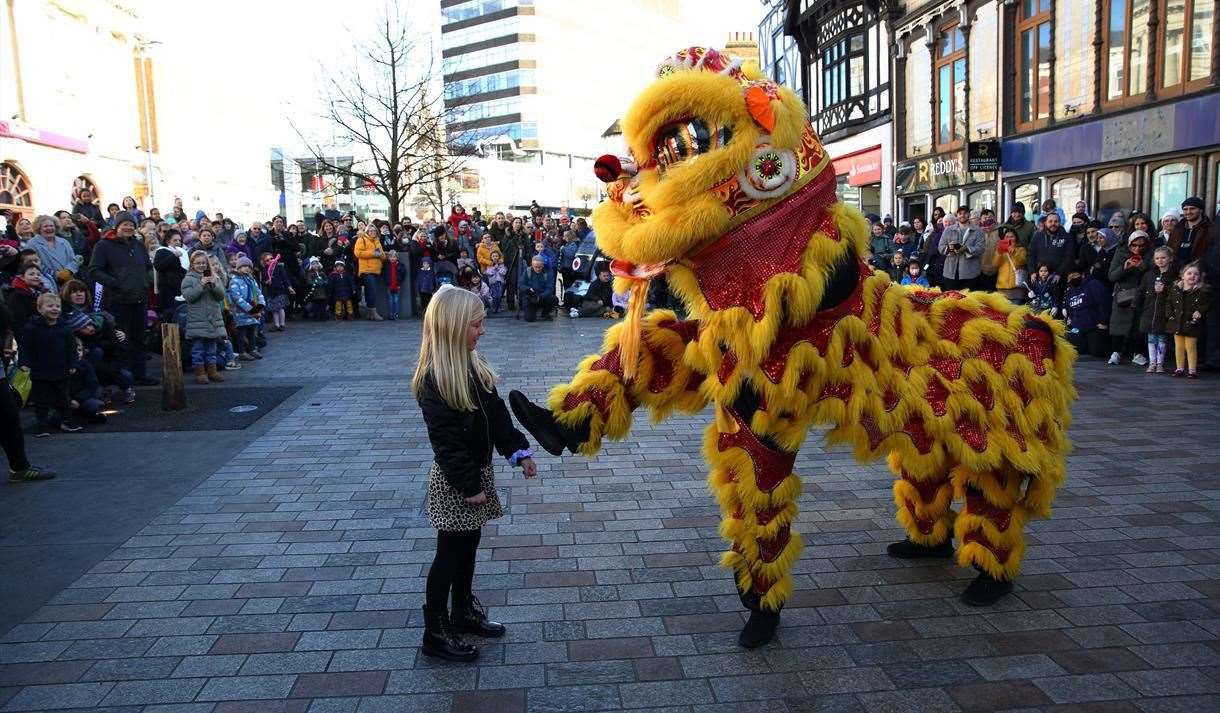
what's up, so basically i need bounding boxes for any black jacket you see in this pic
[18,316,77,381]
[418,371,529,498]
[90,233,151,305]
[153,248,187,308]
[1027,227,1077,275]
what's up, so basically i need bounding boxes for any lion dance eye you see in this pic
[652,119,732,173]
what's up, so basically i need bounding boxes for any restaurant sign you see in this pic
[895,149,989,194]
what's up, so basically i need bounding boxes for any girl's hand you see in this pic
[464,491,487,505]
[521,458,537,478]
[1193,311,1202,321]
[116,330,126,342]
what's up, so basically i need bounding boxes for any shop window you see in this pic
[1014,183,1040,217]
[1161,0,1214,93]
[969,4,998,138]
[1050,177,1083,214]
[1150,162,1194,222]
[905,39,933,156]
[0,163,33,218]
[903,197,927,225]
[1016,0,1053,129]
[967,189,996,211]
[934,25,966,150]
[1103,0,1152,105]
[1096,169,1135,223]
[1056,0,1096,119]
[934,193,959,216]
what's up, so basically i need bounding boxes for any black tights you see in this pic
[0,378,30,471]
[425,529,481,611]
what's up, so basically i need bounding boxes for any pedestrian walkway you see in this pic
[1,317,1217,712]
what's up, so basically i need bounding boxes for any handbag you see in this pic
[4,358,31,406]
[1115,286,1139,308]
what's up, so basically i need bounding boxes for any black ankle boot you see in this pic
[960,571,1014,606]
[420,606,477,662]
[737,589,780,649]
[509,390,589,456]
[451,594,506,638]
[886,538,954,559]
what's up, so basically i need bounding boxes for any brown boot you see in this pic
[193,366,208,384]
[206,364,225,382]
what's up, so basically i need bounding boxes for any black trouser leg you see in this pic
[0,378,30,470]
[112,302,147,380]
[426,530,481,611]
[452,529,482,604]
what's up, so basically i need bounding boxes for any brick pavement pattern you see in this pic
[1,316,1217,712]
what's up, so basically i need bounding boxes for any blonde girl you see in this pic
[410,284,536,661]
[1166,261,1211,379]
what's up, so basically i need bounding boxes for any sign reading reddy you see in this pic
[895,149,972,194]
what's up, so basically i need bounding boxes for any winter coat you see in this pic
[416,267,437,295]
[992,243,1029,290]
[1107,246,1148,337]
[523,268,551,296]
[329,270,355,301]
[900,274,930,288]
[385,260,407,294]
[353,235,385,276]
[1165,283,1211,338]
[89,231,151,305]
[1077,242,1117,286]
[180,272,227,339]
[1169,216,1212,267]
[418,370,529,498]
[17,315,77,381]
[226,273,264,327]
[476,242,496,272]
[153,246,189,309]
[484,264,507,285]
[5,277,43,342]
[28,235,80,282]
[271,233,304,279]
[868,233,894,270]
[304,271,330,302]
[1026,227,1077,276]
[262,262,292,299]
[585,278,614,308]
[225,239,254,261]
[938,223,985,281]
[1028,273,1061,315]
[1063,278,1109,333]
[1137,268,1175,335]
[193,241,227,268]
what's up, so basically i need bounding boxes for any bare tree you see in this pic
[292,0,464,222]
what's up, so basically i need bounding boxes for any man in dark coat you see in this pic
[89,211,157,385]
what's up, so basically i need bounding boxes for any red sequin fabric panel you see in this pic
[691,167,838,319]
[962,531,1011,563]
[716,409,797,493]
[759,263,869,383]
[562,388,613,422]
[591,347,625,378]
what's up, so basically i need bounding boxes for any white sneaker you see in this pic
[1108,352,1121,365]
[569,308,580,318]
[1132,354,1148,366]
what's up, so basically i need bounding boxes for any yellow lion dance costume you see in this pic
[509,48,1076,648]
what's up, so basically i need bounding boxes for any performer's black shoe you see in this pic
[509,390,589,456]
[960,571,1014,606]
[886,538,954,559]
[738,609,780,649]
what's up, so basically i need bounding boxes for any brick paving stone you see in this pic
[3,322,1218,712]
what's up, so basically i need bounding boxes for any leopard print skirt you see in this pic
[426,462,503,531]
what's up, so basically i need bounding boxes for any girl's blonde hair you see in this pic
[411,284,495,411]
[1153,246,1173,260]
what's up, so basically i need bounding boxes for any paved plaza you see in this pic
[1,315,1218,713]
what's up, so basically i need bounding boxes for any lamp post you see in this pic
[133,37,162,209]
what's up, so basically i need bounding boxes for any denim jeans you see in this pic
[490,282,504,311]
[388,291,400,319]
[190,338,221,368]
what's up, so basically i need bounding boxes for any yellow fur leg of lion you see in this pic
[952,467,1029,581]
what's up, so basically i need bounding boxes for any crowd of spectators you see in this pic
[865,196,1218,378]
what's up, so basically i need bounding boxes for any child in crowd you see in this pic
[386,250,407,320]
[330,260,355,320]
[411,284,536,662]
[181,249,228,384]
[476,234,495,273]
[1166,261,1210,379]
[68,337,105,423]
[1137,247,1174,374]
[887,252,907,282]
[303,258,331,321]
[417,257,437,313]
[227,255,265,360]
[484,252,507,313]
[467,273,491,309]
[6,264,47,342]
[19,293,82,436]
[1027,263,1061,317]
[1063,267,1110,358]
[59,280,135,403]
[900,260,930,288]
[260,252,292,332]
[457,249,475,273]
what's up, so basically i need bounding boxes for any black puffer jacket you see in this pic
[89,232,151,305]
[418,370,529,498]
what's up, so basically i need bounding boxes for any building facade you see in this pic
[891,0,1220,224]
[786,0,895,218]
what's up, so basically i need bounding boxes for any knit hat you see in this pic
[1128,229,1149,244]
[307,256,322,269]
[113,211,136,228]
[334,259,345,267]
[236,255,253,269]
[1182,196,1205,210]
[66,310,92,333]
[1162,209,1181,221]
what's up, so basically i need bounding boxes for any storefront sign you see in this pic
[967,140,1001,172]
[832,147,882,187]
[0,120,89,154]
[895,150,970,194]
